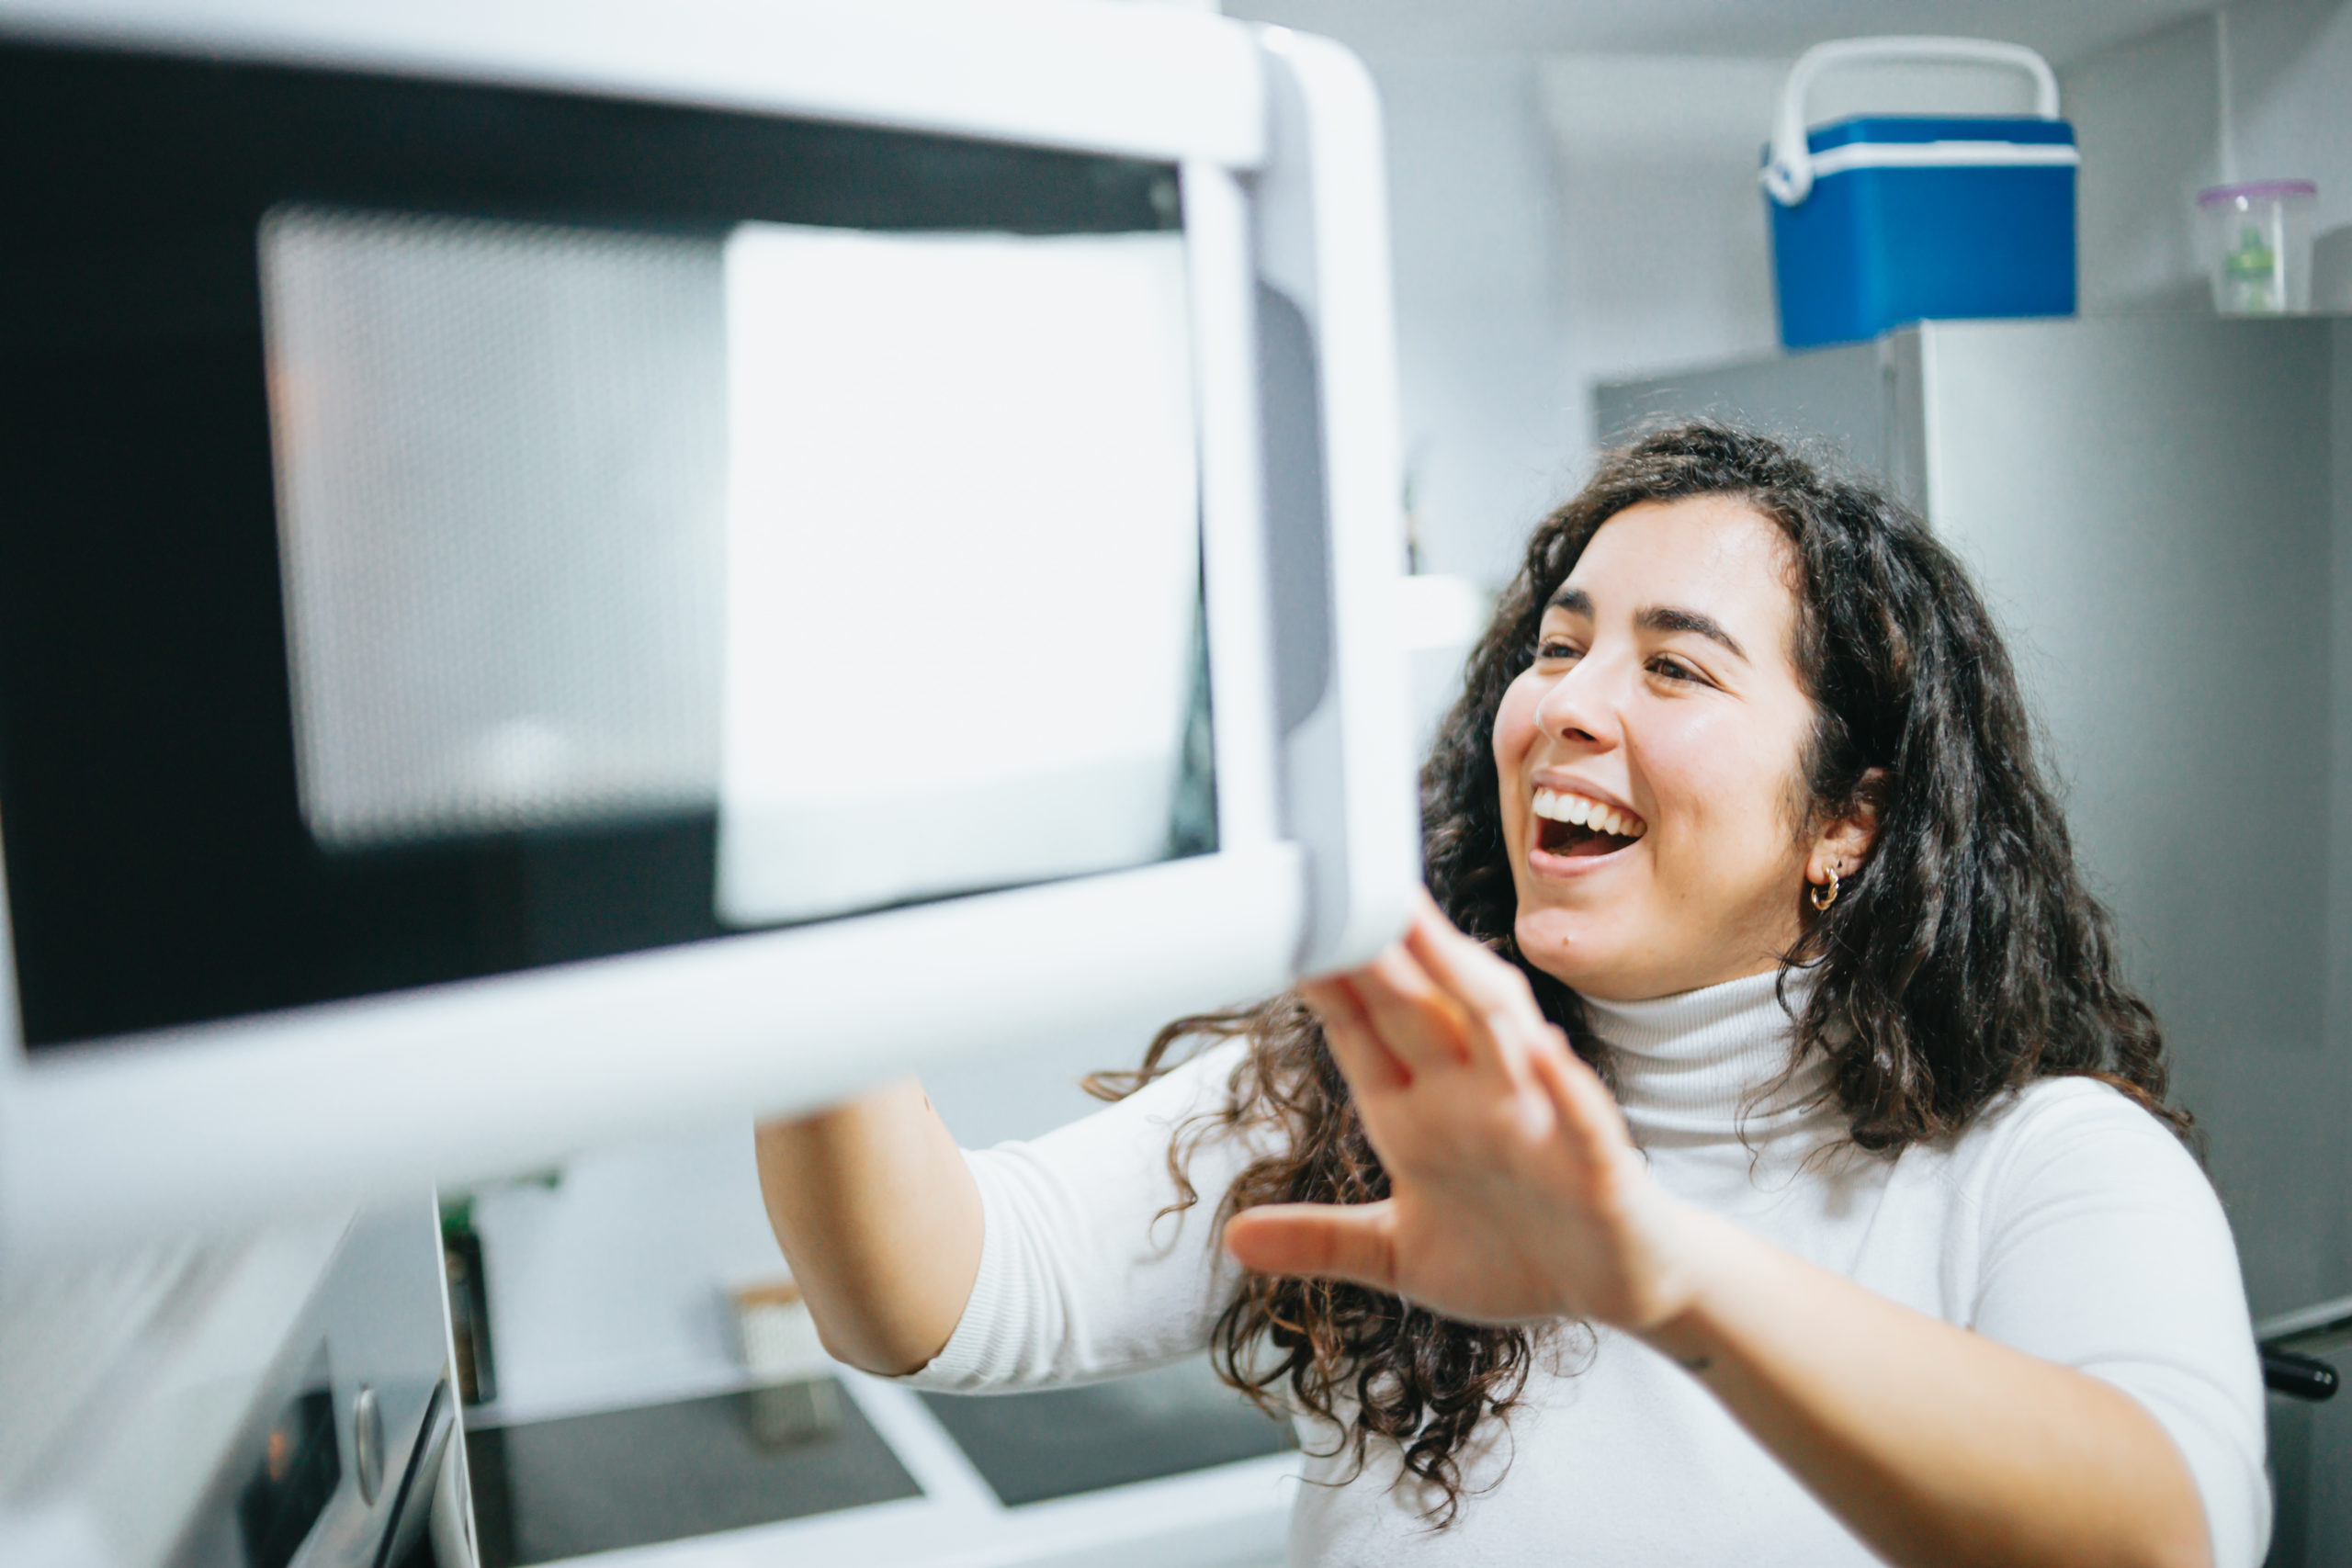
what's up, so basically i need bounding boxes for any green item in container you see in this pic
[2222,225,2282,313]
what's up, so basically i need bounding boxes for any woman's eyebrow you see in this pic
[1640,604,1747,661]
[1545,586,1747,663]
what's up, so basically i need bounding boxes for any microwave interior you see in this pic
[0,39,1214,1051]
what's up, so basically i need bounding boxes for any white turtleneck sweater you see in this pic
[906,971,2269,1566]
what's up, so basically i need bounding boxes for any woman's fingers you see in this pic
[1302,942,1470,1081]
[1224,1201,1400,1292]
[1344,943,1476,1071]
[1297,975,1412,1094]
[1526,1025,1634,1171]
[1399,895,1547,1077]
[1304,892,1583,1126]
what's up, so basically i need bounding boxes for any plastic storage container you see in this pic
[1764,38,2079,350]
[2197,180,2317,315]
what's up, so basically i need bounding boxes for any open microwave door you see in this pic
[0,0,1416,1259]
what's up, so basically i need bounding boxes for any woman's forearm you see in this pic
[753,1077,983,1376]
[1645,1209,2210,1568]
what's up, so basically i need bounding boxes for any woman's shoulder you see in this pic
[1940,1074,2211,1220]
[1106,1033,1259,1126]
[1966,1073,2188,1144]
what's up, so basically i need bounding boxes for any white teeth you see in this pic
[1533,787,1646,839]
[1533,785,1650,840]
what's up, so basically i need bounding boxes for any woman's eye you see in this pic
[1536,639,1581,661]
[1648,656,1699,683]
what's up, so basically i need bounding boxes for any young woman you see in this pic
[757,424,2265,1567]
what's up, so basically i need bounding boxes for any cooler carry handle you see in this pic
[1765,36,2061,206]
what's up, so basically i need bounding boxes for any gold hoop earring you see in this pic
[1808,865,1841,911]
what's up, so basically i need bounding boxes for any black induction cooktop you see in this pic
[465,1380,917,1568]
[918,1355,1294,1508]
[464,1357,1293,1567]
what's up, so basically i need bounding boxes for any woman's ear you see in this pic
[1808,767,1887,883]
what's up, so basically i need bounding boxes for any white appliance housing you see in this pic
[0,0,1419,1264]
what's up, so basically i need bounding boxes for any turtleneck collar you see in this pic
[1576,967,1836,1144]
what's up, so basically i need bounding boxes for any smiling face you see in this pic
[1495,495,1850,1001]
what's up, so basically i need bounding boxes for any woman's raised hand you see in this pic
[1222,892,1702,1332]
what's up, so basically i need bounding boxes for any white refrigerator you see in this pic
[1599,314,2352,1566]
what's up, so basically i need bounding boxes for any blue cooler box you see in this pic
[1767,116,2078,350]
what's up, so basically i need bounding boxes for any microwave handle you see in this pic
[371,1378,457,1568]
[1249,28,1420,976]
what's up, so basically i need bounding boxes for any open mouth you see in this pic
[1532,787,1645,859]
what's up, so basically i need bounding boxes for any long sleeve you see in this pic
[1962,1081,2271,1568]
[900,1038,1267,1391]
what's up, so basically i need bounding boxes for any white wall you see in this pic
[1540,55,1783,468]
[1363,51,1578,587]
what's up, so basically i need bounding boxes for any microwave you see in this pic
[0,0,1417,1260]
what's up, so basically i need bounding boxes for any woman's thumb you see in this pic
[1224,1201,1398,1290]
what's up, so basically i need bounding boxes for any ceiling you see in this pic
[1221,0,2229,67]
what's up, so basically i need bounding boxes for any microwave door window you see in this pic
[262,207,729,851]
[715,225,1201,926]
[260,209,1202,932]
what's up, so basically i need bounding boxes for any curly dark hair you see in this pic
[1088,421,2181,1525]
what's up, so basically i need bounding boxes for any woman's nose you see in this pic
[1533,654,1620,748]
